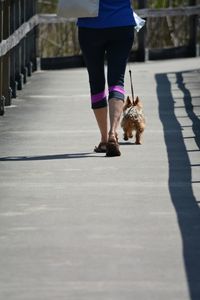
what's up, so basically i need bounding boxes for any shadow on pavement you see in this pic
[176,70,200,150]
[0,152,103,161]
[155,69,200,300]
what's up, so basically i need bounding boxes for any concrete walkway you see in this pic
[0,57,200,300]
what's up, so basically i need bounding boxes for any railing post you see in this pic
[10,0,17,98]
[3,0,12,106]
[15,0,23,90]
[0,0,5,115]
[137,0,147,62]
[28,0,37,72]
[189,0,197,57]
[25,0,33,76]
[32,0,38,71]
[21,0,28,84]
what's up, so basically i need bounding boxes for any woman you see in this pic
[78,0,136,157]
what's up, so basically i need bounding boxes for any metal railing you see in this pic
[0,0,38,115]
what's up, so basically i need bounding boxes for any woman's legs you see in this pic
[78,26,134,155]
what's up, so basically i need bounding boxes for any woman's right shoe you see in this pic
[106,140,121,157]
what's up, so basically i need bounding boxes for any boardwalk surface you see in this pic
[0,58,200,300]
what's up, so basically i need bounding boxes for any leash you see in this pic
[128,63,135,104]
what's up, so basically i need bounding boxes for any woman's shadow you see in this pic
[0,152,103,161]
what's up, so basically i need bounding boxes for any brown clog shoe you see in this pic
[106,140,121,157]
[94,142,107,153]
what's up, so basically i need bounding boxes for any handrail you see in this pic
[0,15,39,57]
[138,5,200,17]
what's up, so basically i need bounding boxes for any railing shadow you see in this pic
[176,70,200,150]
[155,69,200,300]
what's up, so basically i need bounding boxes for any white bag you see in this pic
[57,0,100,18]
[133,12,146,32]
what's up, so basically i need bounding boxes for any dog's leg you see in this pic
[123,132,129,141]
[135,127,144,144]
[128,130,133,139]
[136,131,142,144]
[122,122,129,141]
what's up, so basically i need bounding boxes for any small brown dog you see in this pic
[121,96,146,144]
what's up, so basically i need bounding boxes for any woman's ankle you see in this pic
[100,134,108,144]
[108,132,117,142]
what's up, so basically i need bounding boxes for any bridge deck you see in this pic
[0,57,200,300]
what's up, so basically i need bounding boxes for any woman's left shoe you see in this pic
[106,140,121,157]
[94,142,107,153]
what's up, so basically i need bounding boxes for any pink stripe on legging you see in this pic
[91,91,107,103]
[109,85,125,94]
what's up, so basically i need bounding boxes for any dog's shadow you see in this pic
[119,141,139,146]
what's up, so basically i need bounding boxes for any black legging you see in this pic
[78,26,134,109]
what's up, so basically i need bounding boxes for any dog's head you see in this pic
[123,96,143,111]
